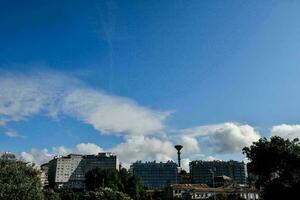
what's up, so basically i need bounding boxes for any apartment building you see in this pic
[47,153,119,188]
[190,160,247,185]
[130,161,178,189]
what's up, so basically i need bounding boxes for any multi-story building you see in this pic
[167,184,259,200]
[130,161,178,189]
[47,153,119,188]
[190,160,247,185]
[40,163,49,187]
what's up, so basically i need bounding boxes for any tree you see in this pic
[125,175,145,200]
[58,189,82,200]
[85,168,146,200]
[85,168,120,191]
[83,188,132,200]
[243,136,300,199]
[43,189,60,200]
[0,154,44,200]
[179,169,190,184]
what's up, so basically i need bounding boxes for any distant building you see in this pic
[190,160,247,185]
[130,161,179,189]
[47,153,119,188]
[167,184,260,200]
[40,163,49,187]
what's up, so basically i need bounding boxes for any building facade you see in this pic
[47,153,119,188]
[40,163,49,187]
[167,184,259,200]
[190,160,247,185]
[130,161,178,189]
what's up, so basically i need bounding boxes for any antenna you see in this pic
[174,145,183,167]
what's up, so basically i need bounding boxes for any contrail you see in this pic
[96,0,117,93]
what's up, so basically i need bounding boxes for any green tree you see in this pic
[0,153,44,200]
[83,188,132,200]
[58,189,82,200]
[243,136,300,199]
[43,188,60,200]
[85,168,120,191]
[85,168,146,200]
[179,169,190,184]
[125,175,144,200]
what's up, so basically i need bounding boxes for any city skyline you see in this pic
[1,0,300,170]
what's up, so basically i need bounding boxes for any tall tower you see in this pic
[174,145,183,167]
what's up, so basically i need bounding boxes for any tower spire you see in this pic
[174,145,183,167]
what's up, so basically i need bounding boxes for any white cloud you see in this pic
[76,143,103,155]
[0,71,176,167]
[180,135,200,154]
[20,139,173,167]
[1,71,262,167]
[62,88,169,135]
[3,129,22,138]
[20,142,104,165]
[181,122,261,154]
[205,156,219,161]
[18,122,257,167]
[20,148,52,165]
[19,137,192,169]
[271,124,300,140]
[110,136,176,164]
[181,158,191,171]
[0,73,74,124]
[0,76,47,123]
[0,72,169,136]
[52,146,72,156]
[20,152,36,163]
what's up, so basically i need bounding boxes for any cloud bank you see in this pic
[19,122,259,170]
[181,122,261,154]
[271,124,300,140]
[0,72,169,136]
[20,143,104,164]
[1,71,264,171]
[19,139,176,169]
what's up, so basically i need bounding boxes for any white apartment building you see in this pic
[47,153,119,188]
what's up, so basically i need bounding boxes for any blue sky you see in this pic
[1,0,300,168]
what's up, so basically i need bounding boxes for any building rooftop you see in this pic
[190,160,245,164]
[133,160,176,164]
[170,184,259,193]
[51,152,116,160]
